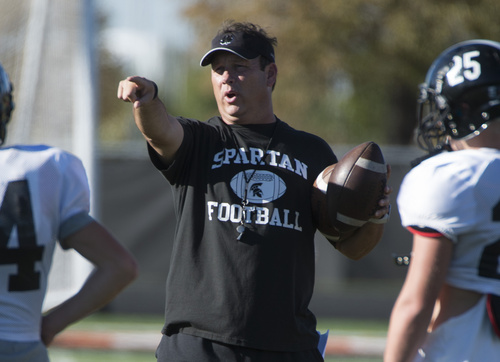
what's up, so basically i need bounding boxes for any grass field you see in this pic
[48,313,387,361]
[49,350,383,362]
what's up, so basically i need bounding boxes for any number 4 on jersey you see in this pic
[0,180,44,291]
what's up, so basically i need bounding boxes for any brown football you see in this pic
[328,141,387,232]
[311,164,341,243]
[311,142,387,243]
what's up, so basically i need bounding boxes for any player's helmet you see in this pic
[417,40,500,152]
[0,63,14,146]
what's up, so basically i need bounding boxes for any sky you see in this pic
[96,0,192,47]
[96,0,194,78]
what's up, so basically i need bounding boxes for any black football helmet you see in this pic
[417,40,500,152]
[0,63,14,146]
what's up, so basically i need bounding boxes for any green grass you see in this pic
[49,349,154,361]
[60,313,164,332]
[48,313,387,362]
[317,318,388,336]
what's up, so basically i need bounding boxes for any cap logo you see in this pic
[220,34,234,46]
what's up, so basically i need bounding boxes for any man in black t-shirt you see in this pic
[118,21,391,362]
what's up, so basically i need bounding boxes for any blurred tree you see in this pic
[96,9,136,144]
[99,49,133,143]
[182,0,500,145]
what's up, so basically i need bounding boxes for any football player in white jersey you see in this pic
[0,63,138,361]
[384,40,500,361]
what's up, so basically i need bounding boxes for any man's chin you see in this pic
[220,108,243,122]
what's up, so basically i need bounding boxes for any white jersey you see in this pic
[0,145,93,342]
[414,295,500,362]
[399,148,500,361]
[398,148,500,295]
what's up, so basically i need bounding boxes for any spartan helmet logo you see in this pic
[250,183,264,198]
[220,33,234,46]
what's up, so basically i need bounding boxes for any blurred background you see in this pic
[1,0,500,358]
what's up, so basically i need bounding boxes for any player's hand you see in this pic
[40,314,57,346]
[372,164,392,221]
[117,76,157,108]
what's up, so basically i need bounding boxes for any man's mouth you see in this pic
[225,90,237,101]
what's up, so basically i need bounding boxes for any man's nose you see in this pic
[221,69,235,84]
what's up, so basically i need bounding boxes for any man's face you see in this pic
[210,52,274,124]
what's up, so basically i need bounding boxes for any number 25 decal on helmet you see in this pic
[417,40,500,152]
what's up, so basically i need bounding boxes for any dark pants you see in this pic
[156,333,324,362]
[0,340,49,362]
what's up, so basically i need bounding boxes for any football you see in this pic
[311,164,341,243]
[311,142,387,242]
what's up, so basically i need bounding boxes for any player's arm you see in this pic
[117,76,184,164]
[40,221,138,346]
[384,233,452,362]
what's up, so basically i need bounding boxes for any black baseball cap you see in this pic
[200,31,275,66]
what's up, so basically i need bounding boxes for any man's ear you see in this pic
[266,63,277,88]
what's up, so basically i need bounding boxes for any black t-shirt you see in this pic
[149,116,337,352]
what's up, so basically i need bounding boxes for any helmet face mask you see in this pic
[0,63,13,146]
[416,40,500,153]
[416,85,450,152]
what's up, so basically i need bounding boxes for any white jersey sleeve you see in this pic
[397,148,500,295]
[0,145,93,342]
[398,151,480,241]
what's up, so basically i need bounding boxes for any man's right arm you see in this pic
[117,76,184,164]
